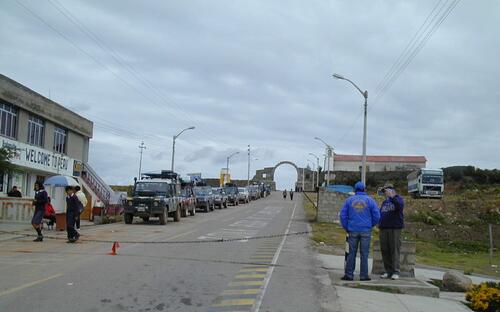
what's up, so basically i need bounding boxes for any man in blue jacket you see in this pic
[340,182,380,281]
[379,183,405,280]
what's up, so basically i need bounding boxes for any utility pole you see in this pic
[247,145,250,186]
[138,141,146,179]
[302,167,305,191]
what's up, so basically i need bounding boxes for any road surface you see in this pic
[0,192,338,312]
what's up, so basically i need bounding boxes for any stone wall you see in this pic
[372,241,416,278]
[317,188,348,223]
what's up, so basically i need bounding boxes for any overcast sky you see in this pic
[1,0,499,188]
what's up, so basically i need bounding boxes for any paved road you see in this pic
[0,192,338,312]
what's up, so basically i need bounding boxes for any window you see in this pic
[53,126,67,154]
[0,102,18,139]
[27,115,44,147]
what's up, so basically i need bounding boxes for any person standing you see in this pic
[290,189,294,200]
[74,186,87,230]
[282,189,287,200]
[31,182,48,242]
[65,186,80,243]
[339,182,380,281]
[379,183,405,280]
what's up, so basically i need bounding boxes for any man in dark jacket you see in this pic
[339,182,380,281]
[32,182,48,242]
[65,186,80,243]
[8,186,22,197]
[379,183,405,280]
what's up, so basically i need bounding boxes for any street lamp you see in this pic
[307,159,316,191]
[226,151,240,172]
[314,137,333,187]
[171,126,195,171]
[308,152,320,188]
[333,73,368,185]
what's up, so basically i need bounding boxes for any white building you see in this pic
[333,154,426,172]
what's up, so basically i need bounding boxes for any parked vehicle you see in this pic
[212,187,228,209]
[407,168,444,198]
[124,171,182,225]
[238,187,250,204]
[248,185,259,200]
[224,184,239,206]
[194,186,215,212]
[180,183,196,217]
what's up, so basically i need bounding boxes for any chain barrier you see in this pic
[0,230,312,245]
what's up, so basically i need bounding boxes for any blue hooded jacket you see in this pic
[340,183,380,233]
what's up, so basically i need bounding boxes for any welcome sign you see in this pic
[2,137,75,176]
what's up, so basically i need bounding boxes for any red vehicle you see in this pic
[180,183,196,217]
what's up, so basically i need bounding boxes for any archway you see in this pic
[273,162,299,191]
[252,161,314,191]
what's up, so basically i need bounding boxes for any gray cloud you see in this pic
[1,0,499,186]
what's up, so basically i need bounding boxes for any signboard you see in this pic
[187,173,202,183]
[2,137,75,176]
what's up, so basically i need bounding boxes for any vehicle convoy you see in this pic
[179,180,196,217]
[194,186,215,212]
[212,187,228,209]
[124,171,182,225]
[407,168,444,198]
[248,185,259,200]
[224,184,240,206]
[238,187,250,204]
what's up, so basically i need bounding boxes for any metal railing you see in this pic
[81,163,112,206]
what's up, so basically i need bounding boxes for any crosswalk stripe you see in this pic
[212,298,255,307]
[222,288,261,295]
[229,281,265,287]
[239,268,269,273]
[235,273,267,279]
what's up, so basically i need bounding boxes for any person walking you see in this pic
[65,186,80,243]
[31,181,48,242]
[339,182,380,281]
[290,189,294,200]
[282,189,287,200]
[379,183,405,280]
[74,186,87,230]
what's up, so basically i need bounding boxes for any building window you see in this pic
[53,126,67,154]
[0,102,18,139]
[27,115,45,147]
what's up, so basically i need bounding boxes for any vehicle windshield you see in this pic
[194,187,211,196]
[212,188,222,194]
[225,187,237,194]
[135,182,169,194]
[422,175,443,184]
[238,188,247,193]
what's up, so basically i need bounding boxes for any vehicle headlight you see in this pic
[153,201,159,207]
[128,201,133,206]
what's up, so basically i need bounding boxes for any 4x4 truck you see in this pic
[124,171,182,225]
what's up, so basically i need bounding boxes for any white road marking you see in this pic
[0,273,63,297]
[253,202,296,312]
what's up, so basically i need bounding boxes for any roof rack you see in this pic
[142,170,179,180]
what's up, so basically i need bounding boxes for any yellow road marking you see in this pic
[212,298,255,307]
[0,273,63,297]
[239,268,269,273]
[229,281,264,287]
[235,273,267,279]
[222,288,261,295]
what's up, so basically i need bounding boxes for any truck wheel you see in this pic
[124,213,133,224]
[174,206,181,222]
[189,207,196,216]
[159,210,167,225]
[181,206,187,218]
[142,216,149,223]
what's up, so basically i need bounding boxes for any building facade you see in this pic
[0,74,93,198]
[333,154,426,172]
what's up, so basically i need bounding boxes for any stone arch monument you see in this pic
[252,161,316,191]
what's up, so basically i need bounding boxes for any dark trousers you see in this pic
[379,228,402,274]
[66,210,78,239]
[75,214,81,229]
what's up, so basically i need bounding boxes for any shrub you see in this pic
[466,282,500,312]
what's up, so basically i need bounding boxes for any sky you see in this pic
[1,0,499,188]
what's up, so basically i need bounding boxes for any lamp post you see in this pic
[247,145,250,186]
[333,73,368,185]
[315,137,333,187]
[226,151,240,172]
[307,159,315,191]
[171,126,195,172]
[138,141,146,178]
[309,152,320,188]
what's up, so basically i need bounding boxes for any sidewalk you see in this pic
[317,253,475,312]
[0,219,96,241]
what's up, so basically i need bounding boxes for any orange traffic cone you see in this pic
[108,241,120,255]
